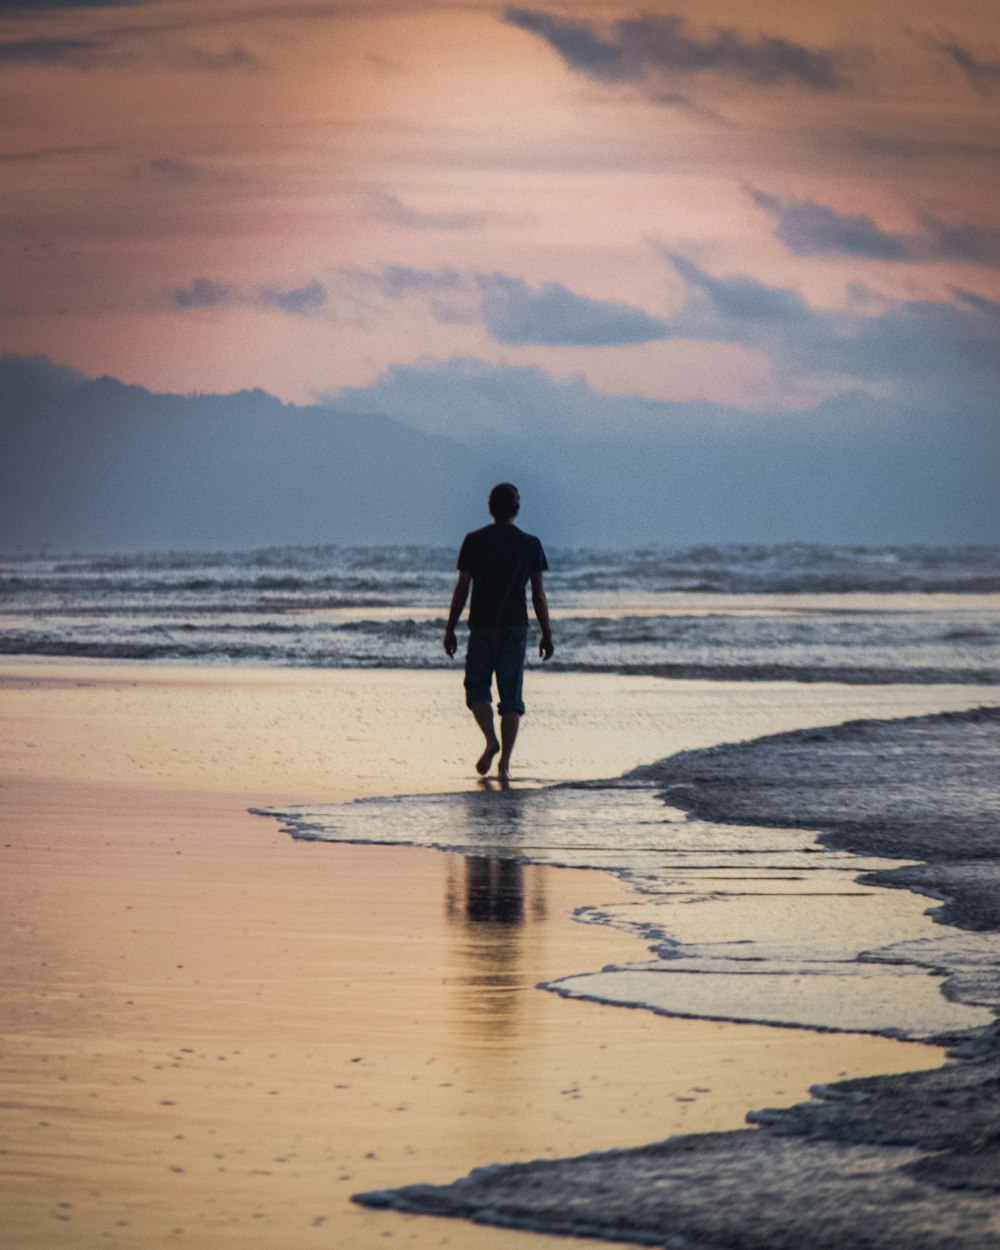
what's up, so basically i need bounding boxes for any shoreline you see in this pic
[2,661,994,1248]
[358,705,1000,1248]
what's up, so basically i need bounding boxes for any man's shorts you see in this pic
[464,625,528,715]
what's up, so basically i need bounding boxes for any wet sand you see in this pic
[0,662,981,1248]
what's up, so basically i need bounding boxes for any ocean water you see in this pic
[1,543,998,682]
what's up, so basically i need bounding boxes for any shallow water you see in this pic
[261,780,993,1040]
[259,677,999,1042]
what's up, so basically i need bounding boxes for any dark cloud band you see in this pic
[0,37,99,64]
[0,0,147,10]
[378,266,670,346]
[750,187,1000,267]
[505,8,848,92]
[933,37,1000,96]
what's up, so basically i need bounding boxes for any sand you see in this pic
[0,662,976,1249]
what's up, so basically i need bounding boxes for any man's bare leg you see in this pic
[498,711,521,779]
[469,700,500,775]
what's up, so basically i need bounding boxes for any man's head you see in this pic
[488,482,520,522]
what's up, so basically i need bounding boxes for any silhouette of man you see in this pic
[444,483,553,780]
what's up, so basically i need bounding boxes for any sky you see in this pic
[2,0,999,543]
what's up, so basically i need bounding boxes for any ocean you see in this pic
[2,543,998,683]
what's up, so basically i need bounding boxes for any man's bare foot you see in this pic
[476,741,500,775]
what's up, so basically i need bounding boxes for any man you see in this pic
[443,482,553,780]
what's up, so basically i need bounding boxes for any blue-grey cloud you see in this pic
[647,89,733,125]
[952,288,1000,320]
[369,192,489,231]
[933,37,1000,96]
[750,188,1000,267]
[173,276,327,315]
[748,188,911,260]
[381,265,464,298]
[161,41,258,72]
[0,143,117,163]
[665,254,1000,402]
[669,254,812,323]
[505,9,633,82]
[505,8,848,92]
[173,277,230,310]
[259,281,326,316]
[0,0,146,10]
[0,36,100,64]
[334,356,620,441]
[131,156,201,182]
[378,265,669,346]
[0,33,258,70]
[475,272,669,346]
[923,216,1000,267]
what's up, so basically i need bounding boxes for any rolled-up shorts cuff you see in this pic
[464,625,527,715]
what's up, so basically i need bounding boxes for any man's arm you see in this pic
[444,570,472,657]
[531,570,554,661]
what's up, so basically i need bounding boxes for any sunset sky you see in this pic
[2,0,999,527]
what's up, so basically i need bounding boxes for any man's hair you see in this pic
[488,482,520,521]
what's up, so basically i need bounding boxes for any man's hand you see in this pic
[539,632,554,662]
[444,572,471,658]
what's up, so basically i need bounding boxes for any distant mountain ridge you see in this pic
[1,353,996,552]
[0,355,497,552]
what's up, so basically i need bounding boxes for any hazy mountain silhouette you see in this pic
[1,354,996,553]
[0,355,499,552]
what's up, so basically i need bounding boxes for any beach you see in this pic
[2,659,997,1247]
[1,660,990,1245]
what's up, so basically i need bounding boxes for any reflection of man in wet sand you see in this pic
[444,483,554,781]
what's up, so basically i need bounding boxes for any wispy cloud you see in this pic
[0,37,101,65]
[173,277,230,310]
[161,41,259,71]
[952,288,1000,319]
[669,254,812,323]
[664,253,1000,400]
[0,28,259,72]
[748,188,911,260]
[0,0,149,10]
[474,273,668,346]
[0,142,118,163]
[129,156,202,182]
[175,262,671,347]
[921,216,1000,267]
[749,187,1000,267]
[259,280,326,316]
[380,265,463,297]
[376,265,670,346]
[368,192,489,231]
[172,276,327,316]
[504,8,850,92]
[932,36,1000,96]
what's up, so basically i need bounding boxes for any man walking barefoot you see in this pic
[443,483,553,781]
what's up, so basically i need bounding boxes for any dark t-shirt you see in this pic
[457,523,548,628]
